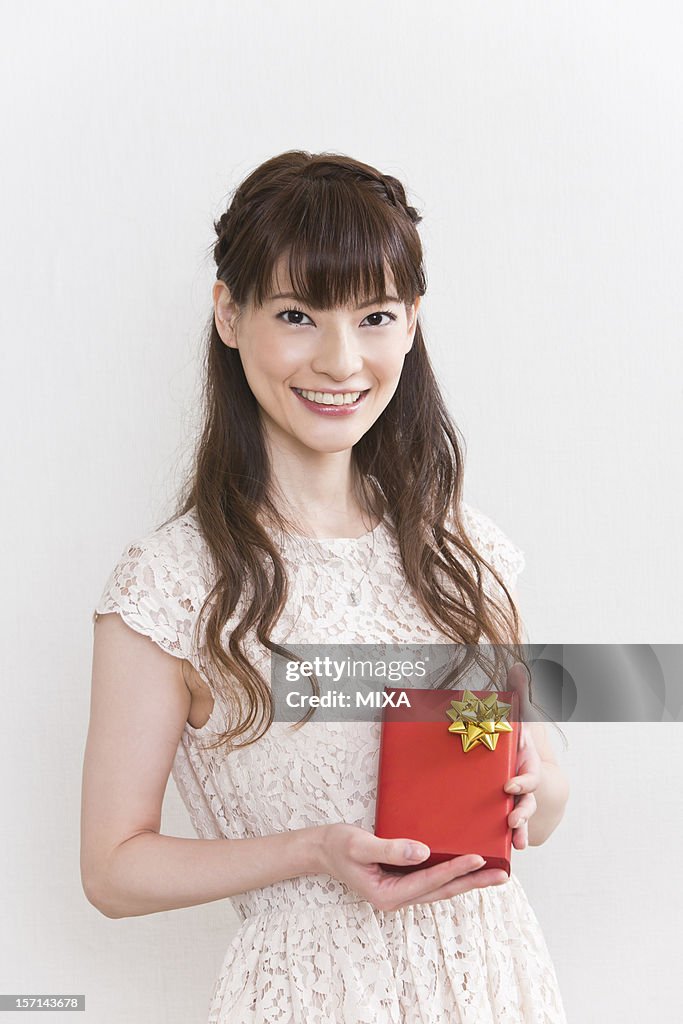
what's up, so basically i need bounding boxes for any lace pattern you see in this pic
[92,503,566,1023]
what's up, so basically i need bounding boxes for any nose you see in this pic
[310,321,364,381]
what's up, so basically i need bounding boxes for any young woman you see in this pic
[82,150,570,1023]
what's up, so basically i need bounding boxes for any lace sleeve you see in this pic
[92,534,197,660]
[460,501,526,594]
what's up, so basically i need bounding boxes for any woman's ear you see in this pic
[213,280,240,349]
[405,295,422,349]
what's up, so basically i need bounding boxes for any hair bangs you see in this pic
[249,178,422,311]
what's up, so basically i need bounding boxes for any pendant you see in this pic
[348,588,360,606]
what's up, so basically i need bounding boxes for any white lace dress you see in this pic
[92,502,568,1024]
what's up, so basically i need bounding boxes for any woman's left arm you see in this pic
[504,589,570,848]
[502,659,570,849]
[522,721,570,847]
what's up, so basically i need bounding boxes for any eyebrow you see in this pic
[268,291,402,307]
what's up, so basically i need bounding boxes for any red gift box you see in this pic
[374,686,521,875]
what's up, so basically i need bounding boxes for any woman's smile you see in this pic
[291,386,371,415]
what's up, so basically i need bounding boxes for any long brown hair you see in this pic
[163,150,563,752]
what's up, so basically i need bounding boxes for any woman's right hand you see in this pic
[318,823,509,912]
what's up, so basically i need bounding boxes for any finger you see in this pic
[504,771,540,794]
[394,867,509,909]
[512,820,529,850]
[507,793,536,828]
[507,662,542,724]
[379,853,487,902]
[518,721,543,759]
[518,721,540,754]
[507,662,531,717]
[365,836,434,869]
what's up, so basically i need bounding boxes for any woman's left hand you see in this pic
[503,662,542,851]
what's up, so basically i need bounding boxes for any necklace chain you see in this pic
[286,518,380,606]
[347,525,378,605]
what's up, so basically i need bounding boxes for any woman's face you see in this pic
[213,256,421,457]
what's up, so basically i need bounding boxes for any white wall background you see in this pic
[1,1,681,1021]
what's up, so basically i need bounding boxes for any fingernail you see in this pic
[474,856,486,867]
[507,783,521,794]
[405,843,430,860]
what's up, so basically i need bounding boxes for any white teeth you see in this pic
[295,388,363,406]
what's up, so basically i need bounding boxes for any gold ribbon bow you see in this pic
[446,689,513,753]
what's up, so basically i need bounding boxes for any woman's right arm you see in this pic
[81,612,331,918]
[81,613,506,920]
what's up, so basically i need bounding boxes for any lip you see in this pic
[291,386,370,416]
[292,387,371,394]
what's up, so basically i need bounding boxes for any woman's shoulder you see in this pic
[111,507,211,593]
[135,507,207,567]
[457,500,526,593]
[92,507,211,660]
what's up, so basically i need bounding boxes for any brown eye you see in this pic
[277,307,313,326]
[363,311,397,327]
